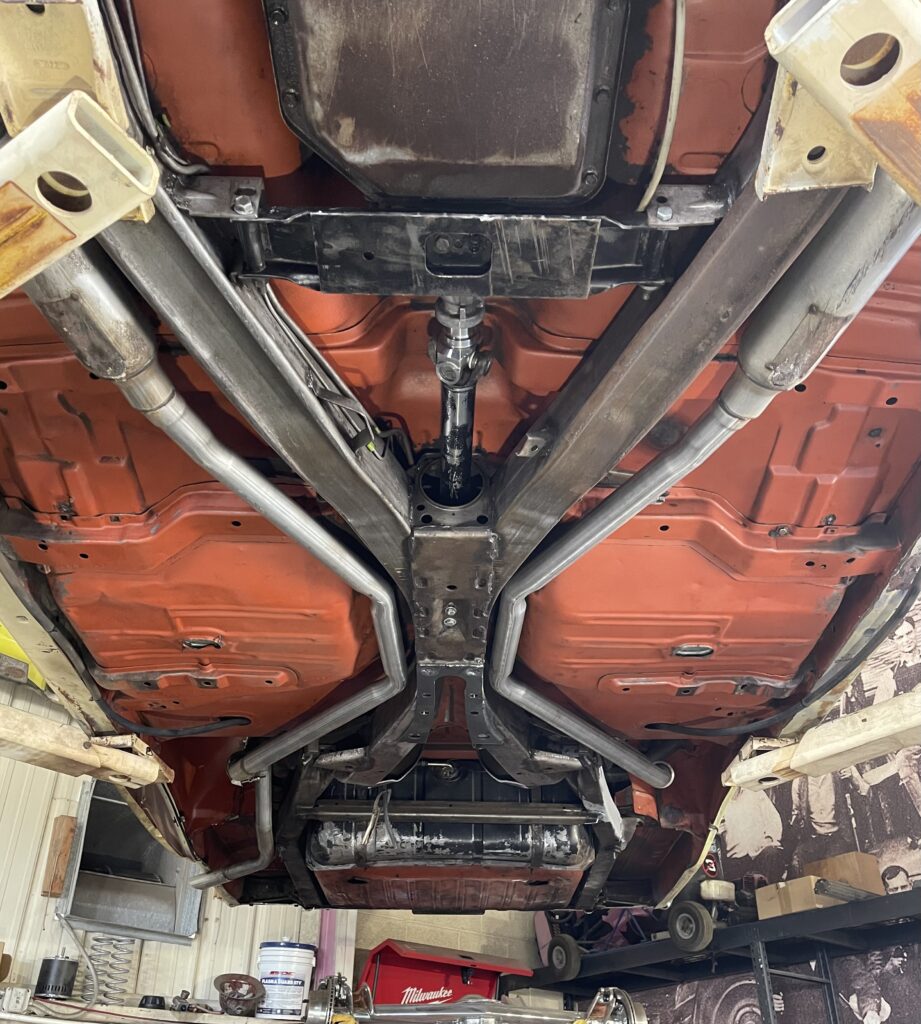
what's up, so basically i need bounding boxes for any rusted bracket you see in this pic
[0,92,158,299]
[760,0,921,203]
[0,0,155,221]
[756,68,877,197]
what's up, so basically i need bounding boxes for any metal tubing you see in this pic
[138,384,406,688]
[356,1001,596,1024]
[489,171,921,762]
[24,246,408,774]
[100,193,411,586]
[190,771,273,890]
[496,675,675,789]
[490,403,751,689]
[305,801,595,824]
[228,676,403,782]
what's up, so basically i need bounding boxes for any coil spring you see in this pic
[80,934,137,1006]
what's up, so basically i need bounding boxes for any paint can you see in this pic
[256,939,316,1019]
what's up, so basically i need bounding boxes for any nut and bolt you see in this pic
[268,6,287,25]
[443,617,457,628]
[444,603,458,617]
[232,191,257,216]
[771,525,792,538]
[656,204,674,223]
[821,514,837,526]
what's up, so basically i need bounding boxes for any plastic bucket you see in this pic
[257,939,317,1020]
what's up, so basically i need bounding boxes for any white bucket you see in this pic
[256,939,317,1020]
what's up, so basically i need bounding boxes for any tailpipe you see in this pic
[190,771,274,890]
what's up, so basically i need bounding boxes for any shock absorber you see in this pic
[428,296,490,504]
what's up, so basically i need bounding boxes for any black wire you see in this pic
[648,573,921,737]
[98,699,250,738]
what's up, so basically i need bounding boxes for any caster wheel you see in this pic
[667,899,715,953]
[546,934,582,981]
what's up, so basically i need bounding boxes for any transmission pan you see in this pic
[264,0,626,203]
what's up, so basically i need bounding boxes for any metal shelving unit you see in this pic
[501,889,921,1024]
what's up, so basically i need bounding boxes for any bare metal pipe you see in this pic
[100,194,410,585]
[306,800,594,824]
[356,1002,603,1024]
[24,245,408,773]
[490,171,921,758]
[490,402,752,692]
[227,676,403,782]
[190,771,273,890]
[497,675,676,789]
[142,392,406,686]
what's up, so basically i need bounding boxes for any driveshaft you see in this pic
[428,296,489,504]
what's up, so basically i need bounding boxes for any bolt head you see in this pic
[438,362,462,384]
[433,235,451,255]
[232,192,256,216]
[444,603,458,616]
[443,617,457,628]
[269,6,287,25]
[583,169,599,187]
[656,204,674,223]
[282,88,299,108]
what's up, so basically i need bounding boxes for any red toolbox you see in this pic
[359,940,533,1005]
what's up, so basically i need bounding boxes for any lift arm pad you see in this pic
[722,689,921,790]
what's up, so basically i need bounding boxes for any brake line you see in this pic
[637,0,687,212]
[97,699,251,738]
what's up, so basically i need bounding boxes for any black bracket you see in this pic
[169,178,731,299]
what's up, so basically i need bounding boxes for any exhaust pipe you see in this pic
[24,244,408,780]
[190,771,274,890]
[496,675,675,789]
[490,171,921,749]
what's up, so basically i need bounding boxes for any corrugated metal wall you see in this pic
[0,677,84,982]
[134,903,321,999]
[0,677,322,1000]
[1,676,537,1000]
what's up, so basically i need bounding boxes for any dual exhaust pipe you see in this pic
[25,171,921,889]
